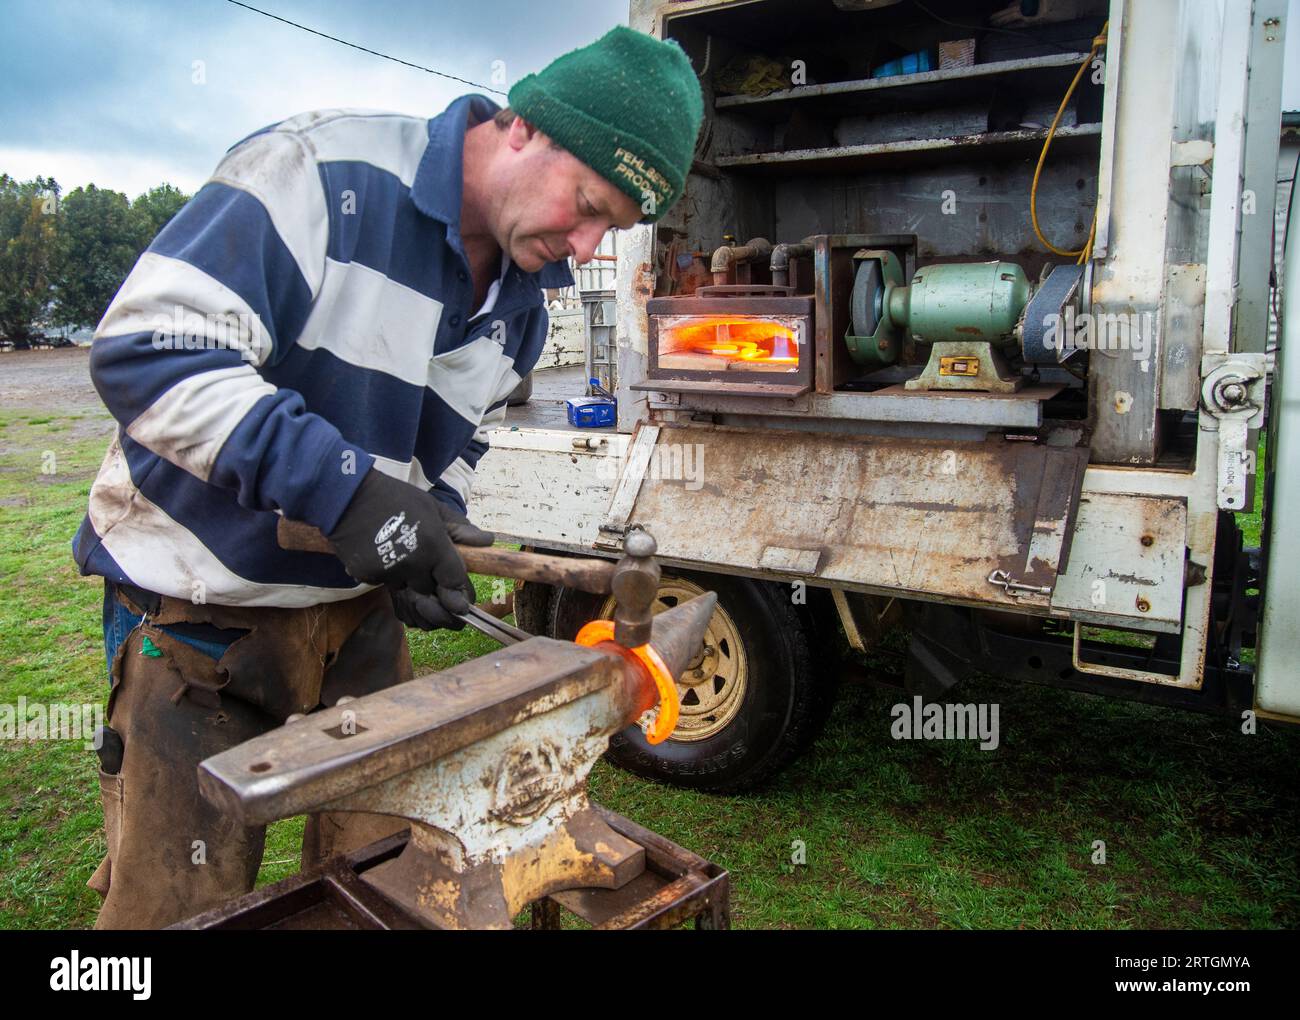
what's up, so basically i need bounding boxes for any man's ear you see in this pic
[505,115,541,152]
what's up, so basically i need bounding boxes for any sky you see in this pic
[2,0,1300,201]
[1,0,630,199]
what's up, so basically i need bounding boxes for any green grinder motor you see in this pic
[845,252,1033,393]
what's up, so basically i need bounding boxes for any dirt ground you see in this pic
[0,348,115,469]
[0,348,102,412]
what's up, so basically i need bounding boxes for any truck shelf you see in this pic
[714,123,1102,175]
[714,52,1093,123]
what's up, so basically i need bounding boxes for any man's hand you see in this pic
[390,503,494,631]
[390,587,467,631]
[434,500,494,547]
[327,469,474,616]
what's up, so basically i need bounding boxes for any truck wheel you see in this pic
[511,578,556,636]
[551,569,820,793]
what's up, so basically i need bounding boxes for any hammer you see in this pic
[276,518,660,648]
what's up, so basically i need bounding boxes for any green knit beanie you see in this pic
[508,26,704,222]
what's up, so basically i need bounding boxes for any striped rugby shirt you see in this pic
[73,94,572,607]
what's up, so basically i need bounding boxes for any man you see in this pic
[74,25,703,928]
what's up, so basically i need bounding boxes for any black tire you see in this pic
[799,585,847,736]
[512,576,557,636]
[551,568,823,793]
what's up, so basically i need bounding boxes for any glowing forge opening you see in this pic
[655,315,804,373]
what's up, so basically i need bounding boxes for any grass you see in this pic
[0,410,1296,929]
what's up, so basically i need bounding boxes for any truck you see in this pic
[468,0,1297,792]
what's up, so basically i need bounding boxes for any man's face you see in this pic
[494,116,644,273]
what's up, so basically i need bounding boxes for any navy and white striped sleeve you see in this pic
[87,127,373,533]
[431,304,550,515]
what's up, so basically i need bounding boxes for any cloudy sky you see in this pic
[3,1,1300,201]
[1,0,629,199]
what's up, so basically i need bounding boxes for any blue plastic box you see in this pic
[566,396,617,428]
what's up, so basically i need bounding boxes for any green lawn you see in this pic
[1,411,1296,929]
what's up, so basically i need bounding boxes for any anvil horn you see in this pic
[646,591,718,682]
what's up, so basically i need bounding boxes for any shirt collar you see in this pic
[411,93,500,231]
[412,93,576,293]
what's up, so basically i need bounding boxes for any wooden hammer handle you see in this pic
[276,518,615,595]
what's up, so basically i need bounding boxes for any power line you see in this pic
[224,0,506,95]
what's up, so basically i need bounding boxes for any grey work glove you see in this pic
[391,501,494,632]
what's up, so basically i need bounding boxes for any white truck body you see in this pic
[470,0,1297,743]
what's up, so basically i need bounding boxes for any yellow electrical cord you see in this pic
[1030,21,1109,262]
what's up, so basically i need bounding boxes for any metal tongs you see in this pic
[459,603,531,646]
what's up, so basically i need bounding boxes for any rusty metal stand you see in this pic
[173,805,729,931]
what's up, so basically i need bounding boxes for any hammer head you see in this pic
[612,527,661,647]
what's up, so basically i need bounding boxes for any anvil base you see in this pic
[362,807,645,929]
[171,805,730,931]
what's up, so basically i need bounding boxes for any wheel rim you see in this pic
[598,576,747,742]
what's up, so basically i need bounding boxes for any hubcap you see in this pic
[599,577,747,742]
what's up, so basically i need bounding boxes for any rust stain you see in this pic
[634,262,655,298]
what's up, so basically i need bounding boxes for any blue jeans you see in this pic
[102,580,239,681]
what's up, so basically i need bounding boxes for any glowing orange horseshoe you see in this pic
[574,620,680,744]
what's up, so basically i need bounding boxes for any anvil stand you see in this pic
[175,806,729,930]
[178,533,730,930]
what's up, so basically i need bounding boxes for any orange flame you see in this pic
[664,316,799,365]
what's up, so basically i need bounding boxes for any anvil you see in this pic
[197,591,716,929]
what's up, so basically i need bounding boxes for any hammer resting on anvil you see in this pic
[274,517,660,648]
[198,527,712,929]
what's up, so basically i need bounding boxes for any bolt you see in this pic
[1136,597,1151,613]
[1220,381,1247,406]
[1140,534,1154,547]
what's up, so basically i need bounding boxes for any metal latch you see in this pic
[1201,354,1270,512]
[987,569,1053,598]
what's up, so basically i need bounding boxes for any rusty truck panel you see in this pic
[622,424,1088,612]
[1050,493,1188,633]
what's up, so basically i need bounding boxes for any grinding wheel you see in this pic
[850,257,884,338]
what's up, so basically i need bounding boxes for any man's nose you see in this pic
[568,222,607,266]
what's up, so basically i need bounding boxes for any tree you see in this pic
[0,175,192,337]
[51,184,140,330]
[131,183,189,248]
[0,175,59,343]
